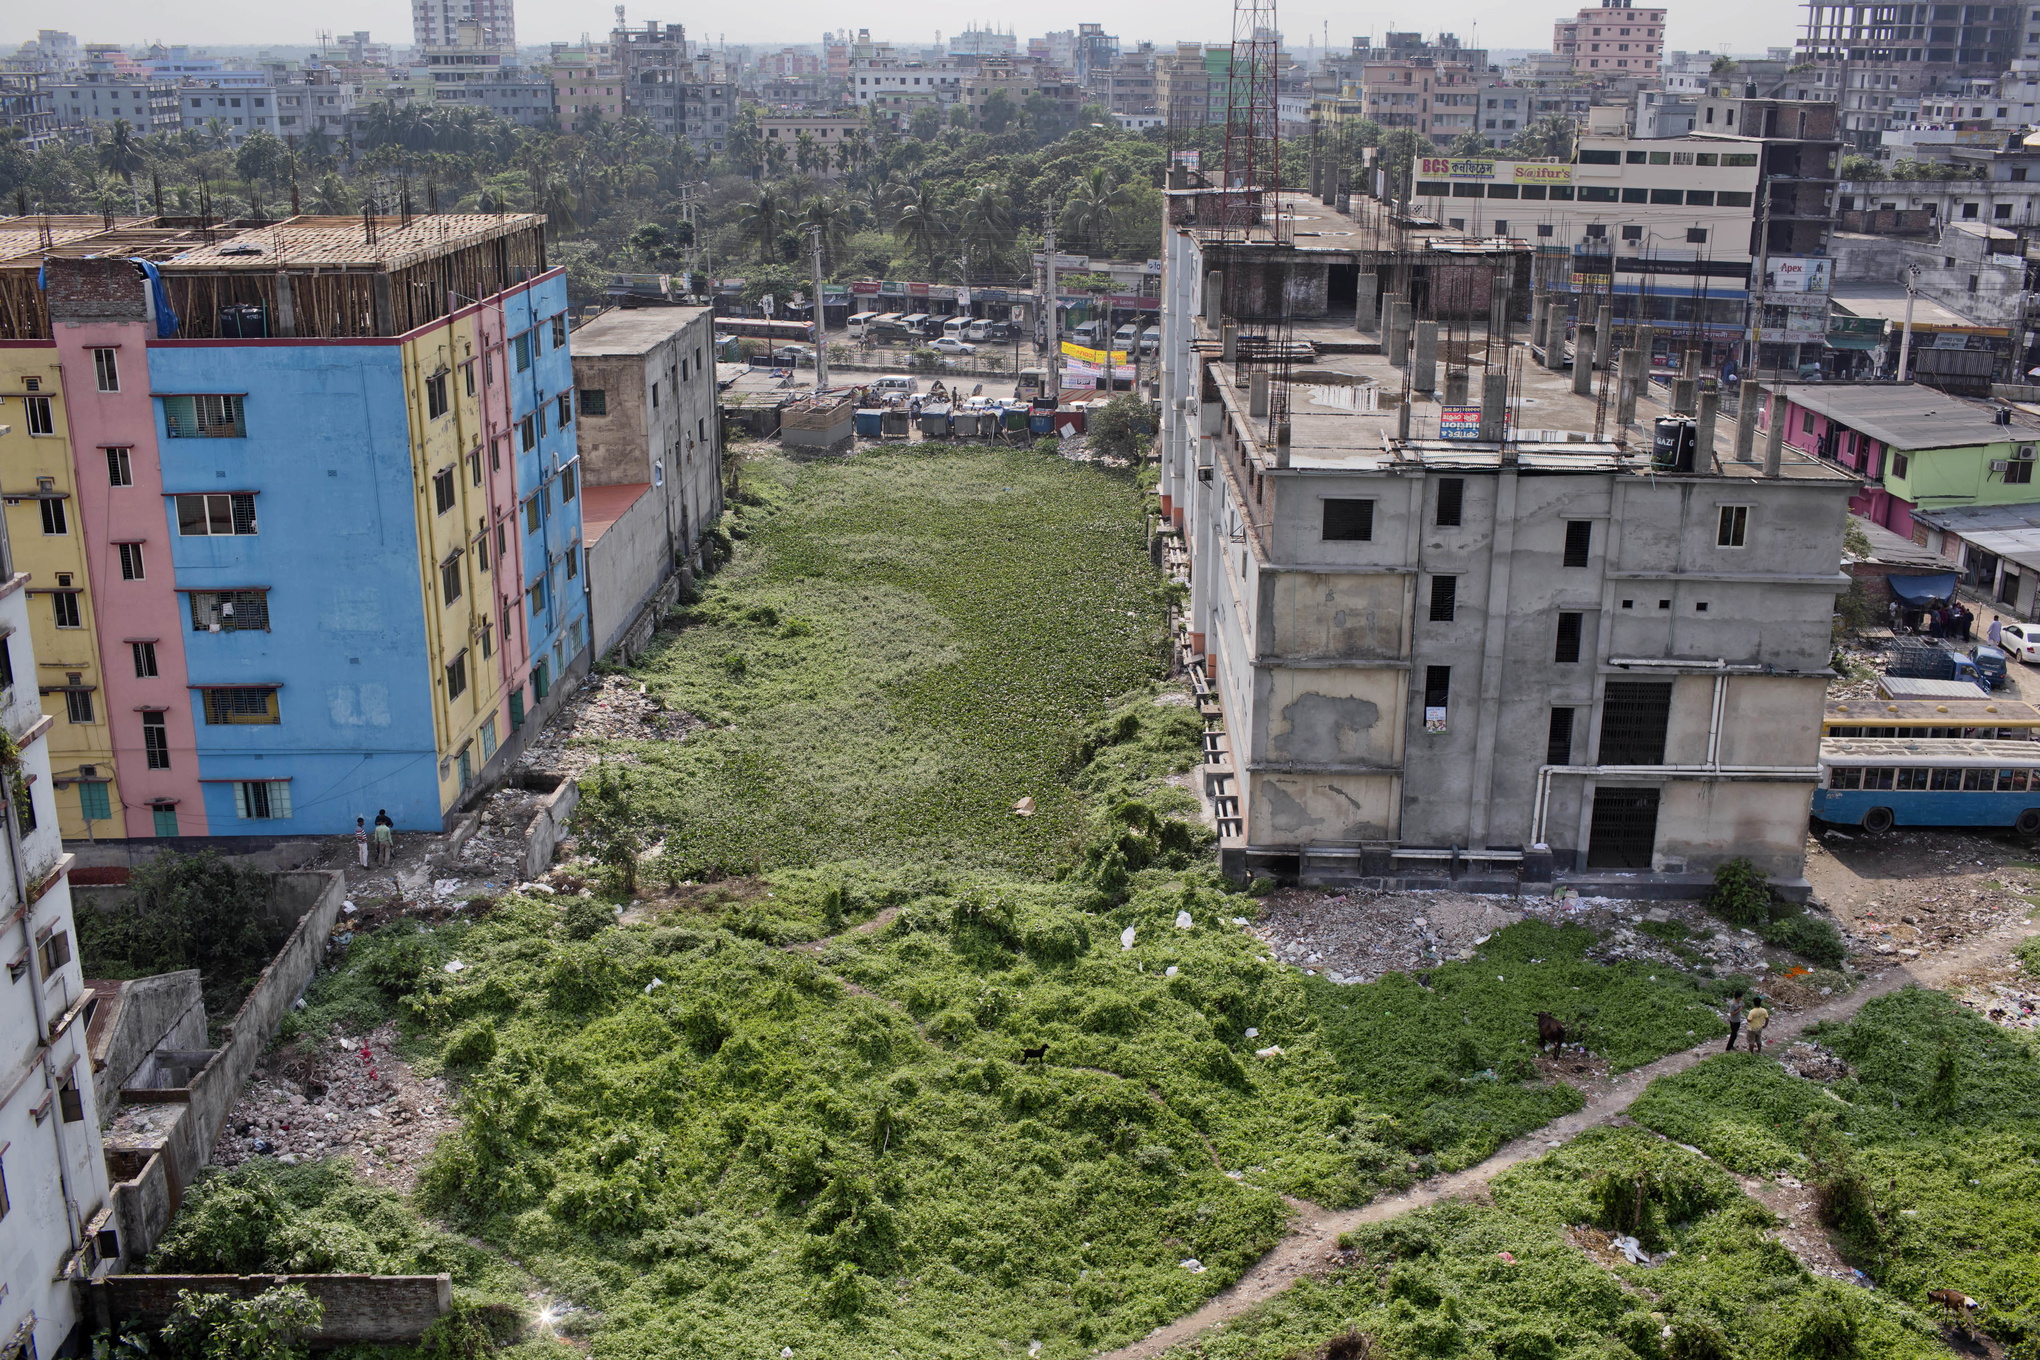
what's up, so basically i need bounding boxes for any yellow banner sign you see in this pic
[1061,340,1133,365]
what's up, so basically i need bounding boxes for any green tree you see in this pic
[311,172,350,213]
[1376,127,1430,196]
[891,183,947,271]
[1061,167,1130,254]
[234,130,289,192]
[76,849,278,1021]
[740,189,787,261]
[1087,393,1157,462]
[203,117,233,150]
[910,106,944,141]
[577,764,650,895]
[1838,154,1883,180]
[979,89,1017,135]
[803,195,851,272]
[97,119,146,186]
[1508,114,1576,163]
[1447,128,1492,157]
[957,182,1014,276]
[162,1285,323,1360]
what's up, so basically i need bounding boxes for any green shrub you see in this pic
[162,1285,321,1360]
[76,850,280,1026]
[1707,857,1773,927]
[1761,910,1847,968]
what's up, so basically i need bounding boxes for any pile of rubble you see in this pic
[514,673,701,783]
[209,1022,457,1191]
[1776,1040,1852,1082]
[1951,979,2040,1032]
[1247,889,1802,986]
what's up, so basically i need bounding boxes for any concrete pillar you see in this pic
[1671,377,1697,415]
[1615,348,1642,426]
[1413,320,1439,394]
[1735,378,1761,462]
[1479,371,1509,441]
[1273,421,1292,468]
[1695,387,1721,470]
[1310,149,1323,198]
[1355,272,1379,331]
[1573,325,1597,396]
[1249,370,1270,417]
[1392,398,1411,441]
[1765,390,1787,476]
[1444,369,1470,404]
[274,272,296,337]
[1204,271,1225,328]
[1221,321,1237,364]
[1529,296,1547,354]
[1594,302,1613,368]
[1386,300,1412,366]
[1681,348,1699,379]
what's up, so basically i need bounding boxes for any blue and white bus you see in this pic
[1814,738,2040,834]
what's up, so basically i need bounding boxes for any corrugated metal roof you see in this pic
[1876,676,1991,699]
[1765,381,2036,452]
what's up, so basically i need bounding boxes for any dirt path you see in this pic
[1099,909,2040,1360]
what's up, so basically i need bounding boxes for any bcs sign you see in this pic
[1418,157,1574,184]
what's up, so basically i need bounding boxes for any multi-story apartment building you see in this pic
[550,49,621,126]
[48,72,181,134]
[1090,45,1157,116]
[273,71,363,141]
[851,56,963,122]
[0,495,106,1360]
[1799,0,2020,150]
[1553,0,1667,74]
[1158,43,1213,130]
[569,307,723,659]
[1362,54,1480,144]
[1154,196,1855,885]
[759,113,865,174]
[177,77,286,143]
[413,0,516,56]
[0,74,58,147]
[0,214,588,838]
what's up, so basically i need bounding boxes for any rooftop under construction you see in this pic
[0,213,549,341]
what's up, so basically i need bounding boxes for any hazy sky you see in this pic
[5,0,1804,60]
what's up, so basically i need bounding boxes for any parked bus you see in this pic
[1823,697,2040,741]
[1813,737,2040,833]
[714,317,816,344]
[847,311,881,339]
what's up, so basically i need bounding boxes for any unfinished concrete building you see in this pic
[1157,187,1858,891]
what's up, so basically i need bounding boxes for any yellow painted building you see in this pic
[0,351,123,838]
[401,313,511,817]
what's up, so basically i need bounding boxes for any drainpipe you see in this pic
[1530,762,1822,848]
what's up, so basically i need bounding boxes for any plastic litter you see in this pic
[1254,1045,1285,1059]
[1120,926,1137,950]
[1011,796,1036,817]
[645,977,665,993]
[1244,1027,1259,1038]
[443,959,467,974]
[1611,1235,1650,1264]
[1175,910,1194,929]
[1179,1258,1206,1274]
[1165,965,1179,976]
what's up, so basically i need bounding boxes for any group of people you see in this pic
[1891,599,1980,640]
[1722,991,1770,1052]
[353,810,395,867]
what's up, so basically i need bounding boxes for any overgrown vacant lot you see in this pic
[262,448,1821,1359]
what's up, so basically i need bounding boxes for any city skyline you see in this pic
[2,0,1804,62]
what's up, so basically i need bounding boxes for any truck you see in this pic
[1888,641,1995,689]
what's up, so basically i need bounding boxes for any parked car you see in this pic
[869,374,918,397]
[2001,621,2040,662]
[1973,644,2010,689]
[769,344,812,364]
[929,337,977,354]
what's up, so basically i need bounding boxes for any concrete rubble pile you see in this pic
[209,1021,457,1190]
[515,673,700,784]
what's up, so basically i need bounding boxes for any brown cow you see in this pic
[1927,1288,1980,1328]
[1535,1011,1566,1057]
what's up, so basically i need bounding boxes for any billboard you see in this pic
[1061,340,1133,365]
[1438,406,1484,440]
[1762,257,1833,294]
[1417,157,1574,185]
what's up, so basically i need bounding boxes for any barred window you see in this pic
[162,394,246,438]
[202,687,280,725]
[188,589,270,632]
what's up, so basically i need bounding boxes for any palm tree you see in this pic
[891,184,947,273]
[764,140,790,178]
[833,139,855,175]
[794,130,819,176]
[1060,168,1130,255]
[204,117,233,150]
[739,189,786,261]
[525,163,579,234]
[803,196,850,272]
[312,172,351,213]
[957,183,1013,279]
[98,119,146,186]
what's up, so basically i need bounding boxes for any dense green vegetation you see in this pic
[1630,986,2040,1352]
[1159,1126,1948,1360]
[615,446,1175,881]
[76,849,282,1029]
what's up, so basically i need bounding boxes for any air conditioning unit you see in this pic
[2019,444,2035,460]
[1992,459,2013,472]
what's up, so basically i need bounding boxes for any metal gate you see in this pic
[1587,786,1661,869]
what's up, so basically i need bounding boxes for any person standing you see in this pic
[1745,995,1770,1052]
[1990,615,2005,648]
[373,809,395,866]
[1723,991,1746,1052]
[354,817,370,868]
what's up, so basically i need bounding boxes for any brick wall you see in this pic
[91,1273,452,1342]
[45,257,149,321]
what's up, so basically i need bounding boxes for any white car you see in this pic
[929,337,977,355]
[2000,620,2040,662]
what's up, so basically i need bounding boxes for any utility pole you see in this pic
[807,222,829,394]
[1044,210,1061,403]
[1896,263,1921,382]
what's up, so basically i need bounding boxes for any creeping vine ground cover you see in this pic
[258,449,1762,1358]
[1630,985,2040,1354]
[1157,1127,1949,1360]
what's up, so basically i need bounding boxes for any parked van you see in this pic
[943,317,970,339]
[1140,325,1161,355]
[847,311,880,339]
[1070,321,1105,347]
[1113,323,1142,350]
[900,313,934,338]
[871,313,911,341]
[870,374,918,398]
